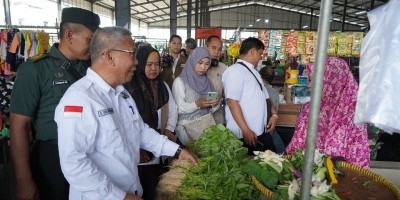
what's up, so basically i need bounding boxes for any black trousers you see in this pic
[30,140,69,200]
[138,164,162,200]
[241,131,276,155]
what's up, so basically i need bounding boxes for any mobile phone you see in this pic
[207,91,218,100]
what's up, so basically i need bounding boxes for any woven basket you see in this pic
[252,161,400,200]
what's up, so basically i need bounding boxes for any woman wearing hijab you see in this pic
[172,47,220,145]
[286,57,370,168]
[124,45,178,200]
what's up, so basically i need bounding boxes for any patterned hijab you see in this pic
[286,57,370,168]
[124,46,169,130]
[179,47,214,98]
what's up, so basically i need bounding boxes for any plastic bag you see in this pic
[354,0,400,134]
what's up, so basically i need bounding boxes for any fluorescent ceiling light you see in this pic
[264,19,269,23]
[256,18,261,22]
[249,24,253,27]
[355,10,367,15]
[303,25,308,28]
[360,26,367,29]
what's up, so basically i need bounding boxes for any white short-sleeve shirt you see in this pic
[222,59,270,138]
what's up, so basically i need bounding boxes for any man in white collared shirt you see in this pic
[55,27,197,200]
[222,37,279,154]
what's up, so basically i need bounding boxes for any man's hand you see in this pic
[265,115,278,133]
[242,128,257,147]
[178,149,198,165]
[139,149,151,163]
[15,177,39,200]
[266,116,278,133]
[124,193,143,200]
[164,130,176,142]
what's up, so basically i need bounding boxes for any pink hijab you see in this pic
[286,57,370,168]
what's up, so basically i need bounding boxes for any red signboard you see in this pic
[195,27,222,39]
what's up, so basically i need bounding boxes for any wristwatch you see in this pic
[174,146,183,158]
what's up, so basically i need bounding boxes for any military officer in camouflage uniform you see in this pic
[9,7,100,200]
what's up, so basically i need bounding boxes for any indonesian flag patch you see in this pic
[64,105,83,118]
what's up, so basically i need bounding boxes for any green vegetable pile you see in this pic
[177,124,260,200]
[243,149,340,200]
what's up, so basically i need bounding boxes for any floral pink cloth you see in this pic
[286,57,370,168]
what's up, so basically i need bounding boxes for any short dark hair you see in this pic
[185,38,196,50]
[169,35,182,43]
[59,22,87,40]
[59,22,70,39]
[239,37,264,55]
[206,35,221,45]
[259,67,275,84]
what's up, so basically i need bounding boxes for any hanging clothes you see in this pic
[0,30,8,72]
[35,31,51,55]
[5,29,16,75]
[30,31,37,57]
[7,30,25,72]
[24,31,32,61]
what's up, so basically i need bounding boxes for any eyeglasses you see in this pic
[108,49,136,58]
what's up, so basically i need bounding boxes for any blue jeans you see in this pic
[271,130,285,154]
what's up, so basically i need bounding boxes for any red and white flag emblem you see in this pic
[64,105,83,118]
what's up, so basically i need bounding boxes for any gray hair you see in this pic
[90,26,132,62]
[185,38,197,50]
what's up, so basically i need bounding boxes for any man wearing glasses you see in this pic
[54,27,197,200]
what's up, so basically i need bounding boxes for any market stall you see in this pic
[157,125,400,200]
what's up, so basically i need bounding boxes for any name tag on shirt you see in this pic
[53,80,69,86]
[98,108,114,117]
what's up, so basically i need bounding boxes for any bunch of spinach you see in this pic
[177,124,259,200]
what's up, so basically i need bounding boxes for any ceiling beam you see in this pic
[147,1,364,29]
[132,6,169,15]
[87,0,114,10]
[145,0,368,24]
[130,0,166,7]
[148,25,362,32]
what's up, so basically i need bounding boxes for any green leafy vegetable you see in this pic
[177,125,259,200]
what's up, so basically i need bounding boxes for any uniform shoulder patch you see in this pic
[29,53,48,63]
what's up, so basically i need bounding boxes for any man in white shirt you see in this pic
[54,27,197,200]
[205,35,228,124]
[222,37,278,154]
